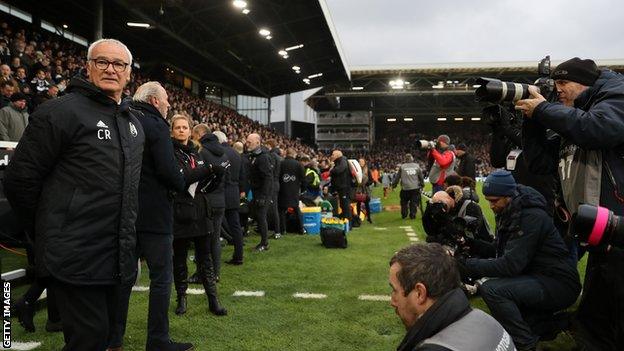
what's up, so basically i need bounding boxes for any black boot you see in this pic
[175,295,187,315]
[13,299,35,332]
[199,266,227,316]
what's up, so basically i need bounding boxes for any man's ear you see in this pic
[408,282,428,306]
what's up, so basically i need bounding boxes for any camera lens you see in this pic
[475,77,535,103]
[572,204,624,247]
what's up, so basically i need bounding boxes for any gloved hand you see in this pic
[211,164,226,177]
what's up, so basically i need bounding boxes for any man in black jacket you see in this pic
[278,148,305,234]
[3,39,145,351]
[214,131,246,265]
[246,133,273,251]
[459,170,581,351]
[266,139,282,239]
[516,58,624,350]
[194,124,229,279]
[391,243,515,351]
[108,81,193,351]
[454,143,476,180]
[329,149,352,220]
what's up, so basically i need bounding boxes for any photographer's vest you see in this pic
[559,142,601,211]
[398,162,423,190]
[419,309,515,351]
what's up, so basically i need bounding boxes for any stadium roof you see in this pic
[7,0,350,97]
[308,59,624,118]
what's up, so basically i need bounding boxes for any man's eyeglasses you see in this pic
[90,58,129,72]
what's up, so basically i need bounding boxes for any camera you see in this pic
[417,140,437,149]
[474,56,556,103]
[571,204,624,248]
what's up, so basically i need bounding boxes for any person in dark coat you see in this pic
[108,81,193,351]
[516,58,624,350]
[278,148,305,234]
[193,124,229,280]
[213,131,246,264]
[170,115,227,317]
[458,170,581,350]
[246,133,274,251]
[234,141,251,236]
[3,39,145,351]
[329,149,352,220]
[266,139,282,238]
[454,143,476,180]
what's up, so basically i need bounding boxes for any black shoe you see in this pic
[255,244,269,252]
[208,295,228,317]
[45,320,63,333]
[13,299,35,332]
[367,217,372,224]
[225,259,243,265]
[175,295,187,315]
[146,340,194,351]
[187,272,201,284]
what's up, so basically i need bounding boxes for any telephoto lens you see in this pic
[572,204,624,248]
[475,77,538,103]
[417,140,435,149]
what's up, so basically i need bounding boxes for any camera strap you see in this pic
[603,159,624,204]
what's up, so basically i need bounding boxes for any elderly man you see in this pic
[108,81,193,351]
[390,243,514,351]
[516,57,624,350]
[246,132,274,251]
[3,39,144,351]
[0,92,28,141]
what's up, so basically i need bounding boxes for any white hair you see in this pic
[133,81,164,103]
[213,131,227,144]
[87,38,133,64]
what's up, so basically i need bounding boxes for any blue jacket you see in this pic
[133,101,185,234]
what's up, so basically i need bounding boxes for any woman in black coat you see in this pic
[170,114,227,316]
[355,158,374,223]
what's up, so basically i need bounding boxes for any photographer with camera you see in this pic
[390,243,515,351]
[457,170,580,351]
[515,57,624,350]
[419,135,455,193]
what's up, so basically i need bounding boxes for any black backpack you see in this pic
[320,227,347,249]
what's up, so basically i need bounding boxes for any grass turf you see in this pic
[1,183,582,350]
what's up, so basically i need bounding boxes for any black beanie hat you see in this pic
[10,92,27,102]
[551,57,600,86]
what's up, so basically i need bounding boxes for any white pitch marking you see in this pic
[399,226,412,229]
[186,288,205,295]
[358,294,391,302]
[406,232,417,237]
[132,286,150,292]
[233,290,265,297]
[374,227,388,230]
[6,341,42,350]
[293,292,327,299]
[409,237,420,242]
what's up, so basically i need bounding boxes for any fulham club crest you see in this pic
[129,122,138,138]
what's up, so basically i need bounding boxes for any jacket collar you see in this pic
[66,76,121,106]
[397,288,471,351]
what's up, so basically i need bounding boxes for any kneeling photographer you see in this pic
[457,170,580,351]
[422,187,492,253]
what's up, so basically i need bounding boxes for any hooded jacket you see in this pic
[0,103,29,141]
[3,77,145,285]
[221,142,245,210]
[278,156,305,208]
[330,156,351,192]
[248,146,273,200]
[465,185,581,297]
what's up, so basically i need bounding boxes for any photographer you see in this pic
[484,104,556,214]
[516,57,624,350]
[458,170,580,351]
[390,243,514,351]
[392,153,424,220]
[422,135,455,193]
